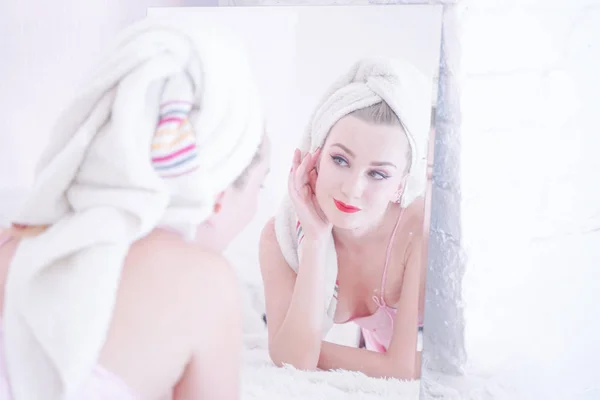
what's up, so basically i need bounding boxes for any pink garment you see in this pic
[341,208,424,353]
[0,234,140,399]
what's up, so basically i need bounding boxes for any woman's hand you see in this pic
[288,148,332,241]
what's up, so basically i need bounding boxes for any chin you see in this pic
[332,219,360,231]
[317,196,358,229]
[324,207,363,230]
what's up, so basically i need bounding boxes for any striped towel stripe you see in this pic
[296,219,305,245]
[151,101,199,178]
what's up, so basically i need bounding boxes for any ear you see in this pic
[391,177,408,203]
[396,175,408,193]
[213,191,226,213]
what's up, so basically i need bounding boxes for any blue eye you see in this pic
[332,155,389,180]
[369,171,389,180]
[331,155,348,166]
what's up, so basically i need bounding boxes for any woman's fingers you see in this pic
[289,147,322,203]
[310,192,328,224]
[294,153,311,192]
[298,147,320,182]
[308,168,318,194]
[289,149,301,193]
[288,165,296,201]
[293,148,302,170]
[288,153,301,197]
[309,147,321,171]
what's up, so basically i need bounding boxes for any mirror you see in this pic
[151,4,443,399]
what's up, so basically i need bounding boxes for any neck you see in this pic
[194,222,227,252]
[332,203,402,249]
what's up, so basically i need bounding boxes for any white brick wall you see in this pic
[222,1,600,399]
[458,2,600,399]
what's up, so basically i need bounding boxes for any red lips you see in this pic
[333,199,361,213]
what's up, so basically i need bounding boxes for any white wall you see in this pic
[224,1,600,399]
[458,2,600,398]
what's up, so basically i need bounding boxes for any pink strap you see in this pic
[372,207,405,308]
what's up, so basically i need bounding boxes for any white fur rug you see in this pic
[238,281,421,400]
[240,333,420,400]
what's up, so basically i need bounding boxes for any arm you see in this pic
[318,221,424,380]
[259,218,329,370]
[173,252,243,400]
[259,220,394,375]
[384,226,423,379]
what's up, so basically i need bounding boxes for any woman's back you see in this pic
[0,229,241,399]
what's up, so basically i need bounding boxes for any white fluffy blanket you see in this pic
[238,283,421,400]
[241,338,420,400]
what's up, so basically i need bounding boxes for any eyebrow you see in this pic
[330,143,397,169]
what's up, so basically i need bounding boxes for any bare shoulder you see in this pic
[404,196,426,237]
[260,217,278,248]
[119,231,239,346]
[123,231,237,304]
[406,195,426,220]
[134,230,230,270]
[392,197,426,259]
[101,230,238,392]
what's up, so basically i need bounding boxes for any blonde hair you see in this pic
[349,101,412,174]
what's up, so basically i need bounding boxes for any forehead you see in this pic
[326,115,410,160]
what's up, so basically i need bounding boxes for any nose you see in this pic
[340,171,366,200]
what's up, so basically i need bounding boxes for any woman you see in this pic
[259,58,432,380]
[0,19,269,400]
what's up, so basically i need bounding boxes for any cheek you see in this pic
[363,181,394,204]
[315,173,337,198]
[316,162,342,188]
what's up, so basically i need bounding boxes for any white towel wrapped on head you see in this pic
[3,17,264,400]
[273,58,433,336]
